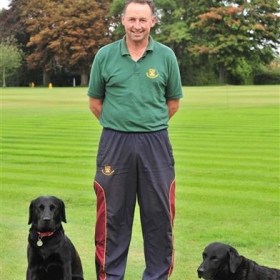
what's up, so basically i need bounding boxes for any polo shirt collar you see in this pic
[121,35,154,56]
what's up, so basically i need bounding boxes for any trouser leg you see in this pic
[93,129,176,280]
[94,129,137,280]
[137,130,176,280]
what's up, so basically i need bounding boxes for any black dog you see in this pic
[27,196,84,280]
[197,242,280,280]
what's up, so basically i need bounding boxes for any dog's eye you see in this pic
[210,256,218,262]
[50,205,56,211]
[39,205,44,211]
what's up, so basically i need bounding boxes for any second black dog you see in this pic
[27,196,84,280]
[197,242,280,280]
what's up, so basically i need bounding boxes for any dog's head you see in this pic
[28,196,66,232]
[197,242,242,279]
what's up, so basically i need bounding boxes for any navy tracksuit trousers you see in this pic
[93,129,176,280]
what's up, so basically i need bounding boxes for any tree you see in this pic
[189,0,280,83]
[0,37,23,87]
[17,0,112,86]
[2,0,278,85]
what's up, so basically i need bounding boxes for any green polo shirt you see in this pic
[87,36,183,132]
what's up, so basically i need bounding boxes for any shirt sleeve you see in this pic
[166,50,183,100]
[87,52,105,99]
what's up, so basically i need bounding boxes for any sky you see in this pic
[0,0,10,9]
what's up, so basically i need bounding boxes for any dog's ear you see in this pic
[60,199,67,223]
[28,200,34,225]
[229,246,241,273]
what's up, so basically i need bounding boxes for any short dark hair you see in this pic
[124,0,156,15]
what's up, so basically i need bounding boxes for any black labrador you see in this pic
[197,242,280,280]
[27,196,84,280]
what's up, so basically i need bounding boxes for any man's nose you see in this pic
[133,20,141,28]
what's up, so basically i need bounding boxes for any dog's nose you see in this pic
[197,267,204,278]
[43,217,51,222]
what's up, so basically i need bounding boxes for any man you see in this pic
[88,0,183,279]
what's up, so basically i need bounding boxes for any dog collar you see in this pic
[36,231,55,247]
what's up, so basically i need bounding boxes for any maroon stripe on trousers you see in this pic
[168,180,176,277]
[94,181,107,280]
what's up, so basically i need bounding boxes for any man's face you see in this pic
[122,3,157,44]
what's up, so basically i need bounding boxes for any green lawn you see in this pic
[1,85,279,279]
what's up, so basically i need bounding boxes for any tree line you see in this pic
[0,0,279,87]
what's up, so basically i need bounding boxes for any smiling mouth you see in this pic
[131,29,143,33]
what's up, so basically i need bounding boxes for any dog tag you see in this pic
[37,239,43,247]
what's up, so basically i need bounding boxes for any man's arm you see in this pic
[89,97,103,120]
[167,99,180,119]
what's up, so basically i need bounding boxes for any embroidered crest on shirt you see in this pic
[146,69,159,79]
[102,165,115,176]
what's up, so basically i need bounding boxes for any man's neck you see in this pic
[126,37,149,61]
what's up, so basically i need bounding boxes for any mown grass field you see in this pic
[1,85,279,279]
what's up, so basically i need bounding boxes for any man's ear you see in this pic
[151,15,157,27]
[121,14,125,26]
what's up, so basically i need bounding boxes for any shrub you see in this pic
[253,70,280,85]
